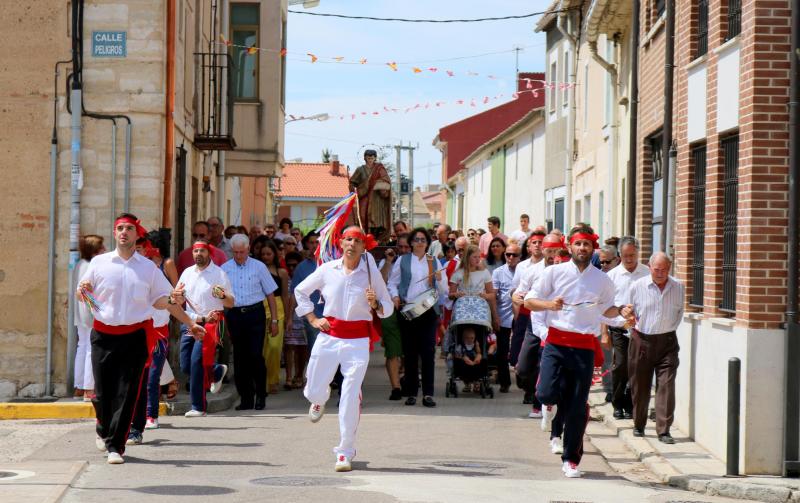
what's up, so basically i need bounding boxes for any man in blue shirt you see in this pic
[222,234,278,411]
[293,232,322,350]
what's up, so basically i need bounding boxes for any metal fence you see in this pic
[691,145,707,307]
[721,135,739,312]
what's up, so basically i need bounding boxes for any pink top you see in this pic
[478,231,508,258]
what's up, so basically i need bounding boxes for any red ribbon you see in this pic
[192,242,219,255]
[568,232,600,249]
[201,312,224,391]
[341,228,378,251]
[115,217,147,239]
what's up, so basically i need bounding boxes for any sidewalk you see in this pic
[587,388,800,502]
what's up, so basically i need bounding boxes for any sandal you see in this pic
[166,379,179,400]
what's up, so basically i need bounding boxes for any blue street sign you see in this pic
[92,31,127,58]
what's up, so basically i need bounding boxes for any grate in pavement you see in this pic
[251,476,351,487]
[431,460,507,470]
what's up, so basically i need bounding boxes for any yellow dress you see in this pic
[263,295,285,389]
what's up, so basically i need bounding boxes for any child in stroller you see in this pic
[446,322,495,398]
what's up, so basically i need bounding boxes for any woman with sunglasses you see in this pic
[485,237,507,274]
[387,228,449,407]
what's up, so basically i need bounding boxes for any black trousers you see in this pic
[227,303,267,406]
[610,328,633,413]
[516,329,542,408]
[509,313,529,366]
[91,328,149,455]
[399,308,438,397]
[495,327,512,387]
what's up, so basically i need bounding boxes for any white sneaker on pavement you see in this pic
[184,409,206,417]
[107,452,125,465]
[334,454,352,472]
[145,417,159,429]
[562,460,582,478]
[210,364,227,394]
[528,407,542,419]
[95,436,107,452]
[309,403,325,423]
[550,437,564,455]
[541,404,556,432]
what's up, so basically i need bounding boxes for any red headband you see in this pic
[192,242,218,254]
[569,232,600,249]
[529,232,546,241]
[553,253,571,264]
[115,216,147,239]
[141,239,161,259]
[541,239,567,249]
[341,228,378,251]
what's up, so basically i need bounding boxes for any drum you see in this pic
[400,289,439,321]
[449,295,492,331]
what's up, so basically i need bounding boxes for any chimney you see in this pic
[330,154,340,176]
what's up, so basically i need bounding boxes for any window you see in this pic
[720,135,739,312]
[549,60,557,112]
[696,0,709,58]
[554,198,565,232]
[650,134,664,252]
[690,145,707,307]
[562,50,570,107]
[230,3,259,100]
[726,0,741,40]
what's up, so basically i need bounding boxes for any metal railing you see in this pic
[691,145,707,307]
[697,0,709,58]
[720,135,739,312]
[727,0,741,40]
[194,51,236,150]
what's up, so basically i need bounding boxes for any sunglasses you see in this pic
[600,259,616,265]
[505,253,520,258]
[412,237,427,243]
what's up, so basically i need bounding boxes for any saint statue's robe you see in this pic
[349,162,392,241]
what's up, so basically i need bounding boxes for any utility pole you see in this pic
[389,143,418,226]
[395,145,402,223]
[513,45,522,82]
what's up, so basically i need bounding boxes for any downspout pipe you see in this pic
[783,0,800,477]
[589,38,618,239]
[162,0,176,232]
[217,0,230,223]
[660,0,676,252]
[557,3,576,228]
[627,0,640,236]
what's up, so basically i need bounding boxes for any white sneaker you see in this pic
[95,436,107,452]
[210,364,227,394]
[334,454,352,472]
[541,404,556,432]
[528,407,542,419]
[550,437,564,455]
[562,460,582,478]
[107,452,125,465]
[309,403,325,423]
[184,409,206,417]
[145,417,159,430]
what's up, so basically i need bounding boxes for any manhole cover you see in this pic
[251,476,350,487]
[431,461,507,470]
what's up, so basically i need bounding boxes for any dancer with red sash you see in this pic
[173,239,235,417]
[525,225,633,478]
[77,213,205,464]
[294,226,393,472]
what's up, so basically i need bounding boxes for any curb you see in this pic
[588,395,799,503]
[0,402,168,420]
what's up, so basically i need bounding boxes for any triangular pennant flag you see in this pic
[412,67,423,73]
[387,62,398,71]
[359,58,367,64]
[247,45,258,55]
[446,70,455,77]
[307,53,318,63]
[333,56,345,62]
[526,79,533,89]
[279,48,287,57]
[428,67,438,72]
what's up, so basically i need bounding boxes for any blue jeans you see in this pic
[180,327,224,412]
[146,339,168,419]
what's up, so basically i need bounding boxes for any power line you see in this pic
[287,8,574,23]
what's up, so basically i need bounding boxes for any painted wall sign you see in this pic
[92,31,127,58]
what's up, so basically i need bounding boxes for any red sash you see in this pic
[326,317,381,351]
[546,326,605,367]
[201,312,225,391]
[519,306,531,316]
[93,319,159,367]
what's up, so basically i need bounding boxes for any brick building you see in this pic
[634,0,792,474]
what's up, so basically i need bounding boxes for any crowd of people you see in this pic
[74,211,685,478]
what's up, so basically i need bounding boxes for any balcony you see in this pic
[194,52,236,151]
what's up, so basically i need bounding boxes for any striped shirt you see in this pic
[605,262,651,332]
[626,275,685,334]
[492,263,517,328]
[221,257,278,307]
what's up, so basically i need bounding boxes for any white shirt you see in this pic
[177,262,233,322]
[509,228,532,244]
[519,260,546,297]
[387,253,448,302]
[295,255,393,321]
[492,264,516,328]
[74,259,94,328]
[605,262,651,332]
[80,249,172,326]
[626,275,685,334]
[428,240,445,259]
[530,260,616,336]
[510,257,541,296]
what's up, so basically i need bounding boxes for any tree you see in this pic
[321,148,332,163]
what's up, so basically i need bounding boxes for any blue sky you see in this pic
[284,0,552,188]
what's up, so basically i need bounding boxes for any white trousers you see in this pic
[304,333,369,459]
[75,325,94,390]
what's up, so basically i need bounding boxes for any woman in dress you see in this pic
[259,240,290,394]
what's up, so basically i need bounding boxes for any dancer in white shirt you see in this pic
[294,226,393,472]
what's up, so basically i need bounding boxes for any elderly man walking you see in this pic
[491,242,522,392]
[222,234,279,411]
[627,252,685,444]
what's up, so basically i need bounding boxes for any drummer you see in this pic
[388,227,449,407]
[448,244,499,333]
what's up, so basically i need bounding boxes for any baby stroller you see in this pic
[444,295,495,399]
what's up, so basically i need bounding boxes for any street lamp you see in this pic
[287,0,320,8]
[285,113,330,125]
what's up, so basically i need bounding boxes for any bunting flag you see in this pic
[387,62,398,71]
[247,45,258,55]
[359,58,368,64]
[307,53,318,63]
[315,192,358,265]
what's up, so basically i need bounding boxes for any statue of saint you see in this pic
[349,149,392,243]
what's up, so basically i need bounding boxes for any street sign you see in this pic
[92,31,127,58]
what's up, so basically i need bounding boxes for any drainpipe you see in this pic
[783,0,800,477]
[665,143,678,255]
[660,0,676,252]
[110,121,117,244]
[162,0,176,231]
[217,0,230,223]
[557,3,577,229]
[627,0,640,236]
[589,38,618,239]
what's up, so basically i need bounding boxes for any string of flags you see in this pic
[217,35,577,87]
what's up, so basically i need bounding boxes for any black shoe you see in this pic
[235,402,254,411]
[523,393,533,405]
[613,409,624,420]
[623,411,633,420]
[633,428,645,437]
[405,397,416,406]
[499,385,510,393]
[422,396,436,408]
[389,388,402,401]
[658,434,675,444]
[254,396,266,410]
[605,393,612,403]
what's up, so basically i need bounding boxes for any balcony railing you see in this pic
[194,52,236,151]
